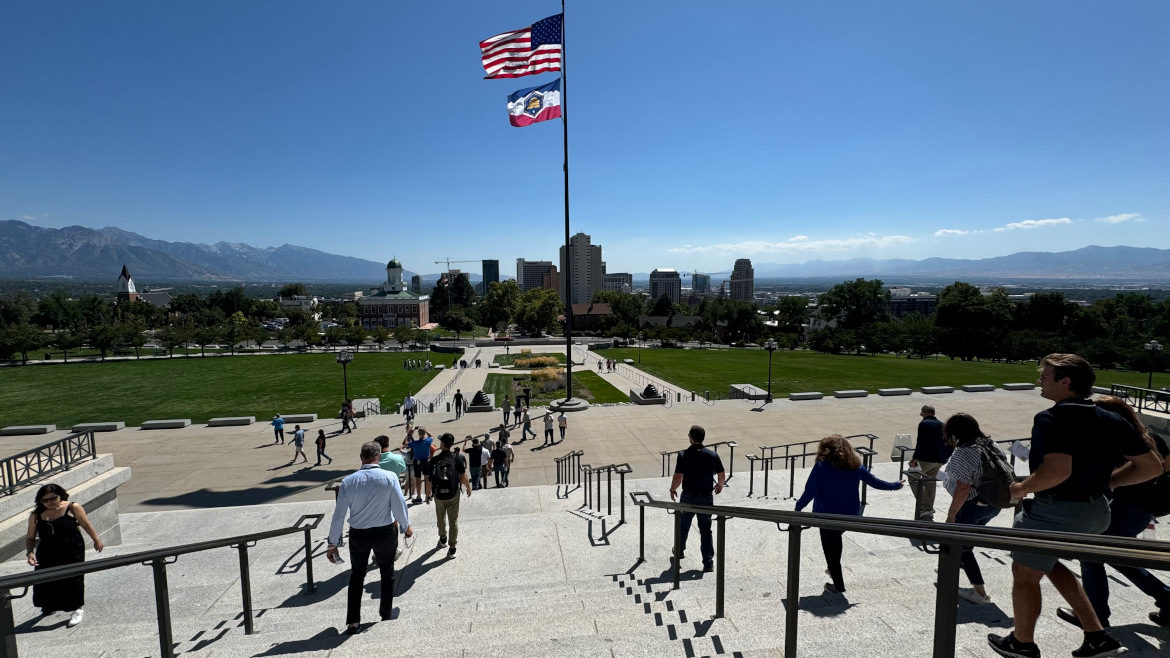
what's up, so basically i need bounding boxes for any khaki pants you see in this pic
[912,461,943,518]
[435,494,461,547]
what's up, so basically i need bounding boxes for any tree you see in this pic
[370,326,391,350]
[392,325,414,347]
[1,322,44,364]
[344,325,367,351]
[34,290,80,330]
[157,325,188,358]
[279,283,308,298]
[87,324,120,361]
[817,278,890,332]
[515,288,563,334]
[117,320,148,358]
[441,311,475,339]
[934,281,1010,360]
[192,325,221,357]
[430,278,452,320]
[649,294,674,317]
[450,273,477,309]
[223,311,250,354]
[477,280,520,331]
[54,329,85,363]
[276,326,296,350]
[774,296,810,335]
[77,294,114,330]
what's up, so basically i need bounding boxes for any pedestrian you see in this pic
[468,437,484,490]
[521,408,537,442]
[502,396,512,427]
[512,402,522,426]
[453,389,464,419]
[908,404,951,521]
[668,425,725,573]
[430,433,472,559]
[271,414,285,444]
[400,428,417,502]
[315,429,333,466]
[557,411,568,443]
[491,437,512,488]
[326,442,413,634]
[597,360,603,372]
[1059,396,1170,630]
[988,353,1161,658]
[374,435,406,477]
[25,484,104,628]
[341,399,355,433]
[543,412,555,446]
[940,413,1003,604]
[291,425,308,463]
[408,427,436,504]
[794,434,904,594]
[480,434,495,489]
[403,393,416,422]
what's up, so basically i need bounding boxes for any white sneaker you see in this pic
[67,609,84,627]
[958,588,992,604]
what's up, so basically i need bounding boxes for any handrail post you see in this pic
[715,515,726,619]
[596,467,602,513]
[151,558,175,658]
[748,457,755,497]
[236,544,255,634]
[607,469,613,516]
[673,512,682,590]
[784,524,802,658]
[931,543,962,658]
[638,503,645,563]
[788,455,797,499]
[763,456,770,497]
[620,472,626,523]
[303,528,317,594]
[0,588,17,658]
[4,462,13,497]
[727,444,735,482]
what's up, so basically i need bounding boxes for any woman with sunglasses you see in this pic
[25,484,104,627]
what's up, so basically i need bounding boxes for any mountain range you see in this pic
[2,220,1168,284]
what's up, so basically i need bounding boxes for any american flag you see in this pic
[479,14,562,80]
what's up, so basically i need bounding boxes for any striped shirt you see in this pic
[943,444,985,501]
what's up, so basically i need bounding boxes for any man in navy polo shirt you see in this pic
[908,404,950,521]
[989,353,1161,658]
[669,425,725,573]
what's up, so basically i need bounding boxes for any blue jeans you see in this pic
[954,499,1001,586]
[470,466,481,490]
[1081,499,1170,623]
[677,493,714,565]
[494,465,508,487]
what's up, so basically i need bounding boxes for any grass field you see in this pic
[0,351,445,428]
[596,348,1165,396]
[483,370,628,407]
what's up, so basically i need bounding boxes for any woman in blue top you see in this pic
[795,435,904,593]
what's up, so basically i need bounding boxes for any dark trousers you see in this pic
[274,429,284,443]
[1082,500,1170,623]
[820,529,845,591]
[678,493,714,565]
[494,465,508,487]
[470,466,481,490]
[316,446,330,463]
[544,428,554,444]
[954,499,1000,586]
[559,427,566,441]
[346,525,398,625]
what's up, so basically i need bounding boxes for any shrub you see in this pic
[516,355,559,368]
[531,366,564,382]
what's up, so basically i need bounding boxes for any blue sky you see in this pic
[2,1,1167,275]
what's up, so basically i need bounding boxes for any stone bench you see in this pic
[280,414,318,424]
[140,419,191,430]
[961,384,995,393]
[921,386,955,394]
[0,425,56,436]
[1003,382,1035,391]
[789,392,824,401]
[207,416,255,427]
[71,422,126,433]
[878,388,912,396]
[834,390,868,398]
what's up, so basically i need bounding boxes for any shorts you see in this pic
[1011,495,1110,572]
[412,458,431,479]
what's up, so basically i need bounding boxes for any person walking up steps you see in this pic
[669,425,725,573]
[430,433,471,559]
[315,429,333,466]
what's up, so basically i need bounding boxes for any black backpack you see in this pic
[432,454,460,500]
[974,439,1017,508]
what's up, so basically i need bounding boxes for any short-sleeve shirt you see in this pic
[1029,398,1149,499]
[491,447,508,466]
[408,436,434,460]
[943,441,1004,502]
[673,444,725,496]
[1112,431,1169,508]
[292,429,305,446]
[272,418,285,430]
[468,445,483,468]
[379,450,407,475]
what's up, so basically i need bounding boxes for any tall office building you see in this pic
[410,274,422,294]
[481,259,499,294]
[603,273,633,294]
[559,232,603,304]
[649,268,682,305]
[730,258,754,302]
[691,272,711,294]
[516,259,557,292]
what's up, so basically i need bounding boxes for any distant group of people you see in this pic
[597,358,618,373]
[402,359,431,371]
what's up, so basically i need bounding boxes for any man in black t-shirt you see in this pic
[669,425,725,572]
[453,389,464,419]
[990,354,1161,658]
[467,437,483,490]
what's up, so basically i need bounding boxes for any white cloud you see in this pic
[21,215,35,220]
[992,218,1073,232]
[1095,213,1142,224]
[668,233,913,255]
[934,229,969,237]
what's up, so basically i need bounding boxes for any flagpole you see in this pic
[560,1,574,405]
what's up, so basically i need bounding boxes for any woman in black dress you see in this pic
[25,484,104,627]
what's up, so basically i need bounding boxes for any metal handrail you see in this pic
[659,441,738,483]
[630,493,1170,658]
[1111,383,1170,414]
[746,433,879,498]
[0,431,97,497]
[0,514,323,658]
[581,463,633,522]
[554,449,585,498]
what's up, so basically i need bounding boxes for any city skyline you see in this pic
[2,2,1167,273]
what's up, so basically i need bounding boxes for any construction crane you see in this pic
[434,258,479,271]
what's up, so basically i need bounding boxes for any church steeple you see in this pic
[117,264,136,295]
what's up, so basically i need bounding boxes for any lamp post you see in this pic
[336,349,353,401]
[1146,339,1163,389]
[638,332,644,365]
[763,338,778,403]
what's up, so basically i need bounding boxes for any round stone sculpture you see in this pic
[471,390,491,406]
[642,384,661,398]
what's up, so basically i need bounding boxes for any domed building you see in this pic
[357,258,430,329]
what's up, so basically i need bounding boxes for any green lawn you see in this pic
[0,351,445,427]
[596,348,1165,397]
[482,370,628,407]
[492,351,567,366]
